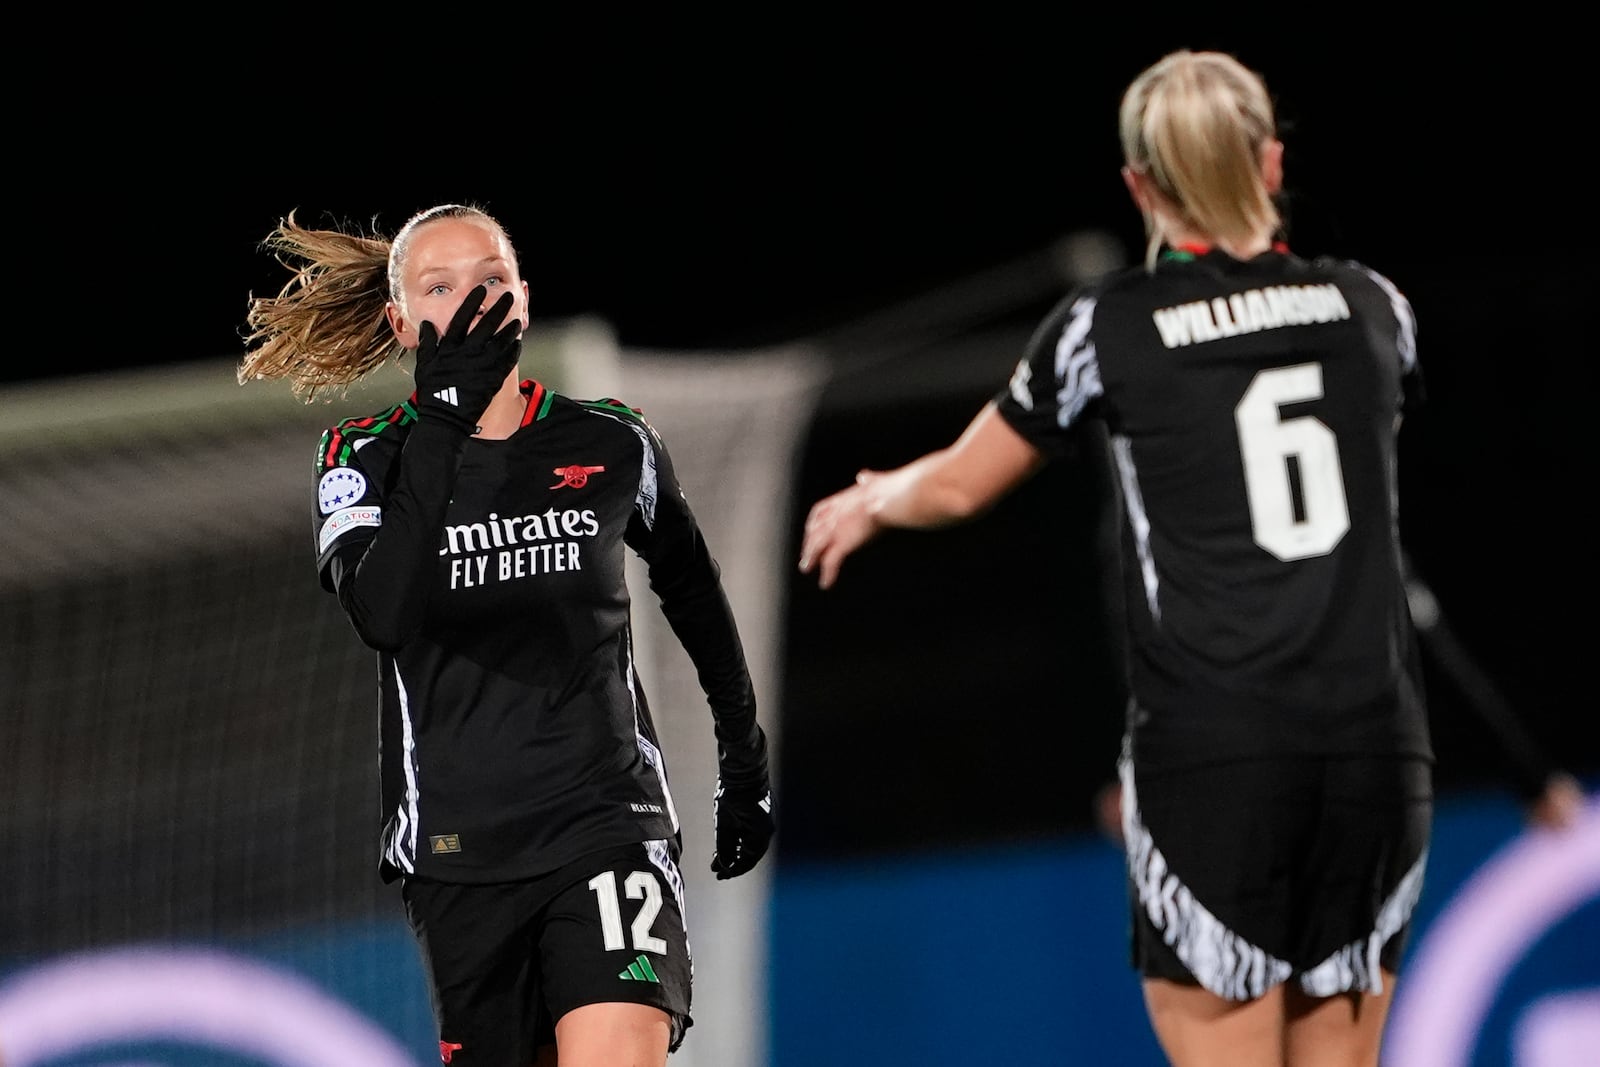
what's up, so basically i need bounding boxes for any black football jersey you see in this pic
[996,247,1431,770]
[312,381,759,883]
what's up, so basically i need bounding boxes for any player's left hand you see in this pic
[710,779,775,879]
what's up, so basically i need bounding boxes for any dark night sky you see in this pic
[21,22,1580,385]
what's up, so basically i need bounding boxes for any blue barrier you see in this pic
[2,788,1593,1066]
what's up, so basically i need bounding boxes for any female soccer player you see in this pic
[800,50,1430,1066]
[241,203,774,1066]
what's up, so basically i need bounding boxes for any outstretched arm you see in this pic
[798,401,1046,590]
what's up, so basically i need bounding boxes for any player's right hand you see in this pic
[413,284,522,434]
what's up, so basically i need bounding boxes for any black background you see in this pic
[25,22,1579,381]
[22,22,1591,858]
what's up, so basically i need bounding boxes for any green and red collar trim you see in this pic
[520,380,554,425]
[1162,240,1290,262]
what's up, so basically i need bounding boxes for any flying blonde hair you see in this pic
[239,204,504,403]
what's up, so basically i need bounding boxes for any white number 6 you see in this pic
[1234,363,1349,561]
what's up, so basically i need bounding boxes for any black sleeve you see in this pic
[326,420,471,652]
[992,286,1098,459]
[1402,551,1557,800]
[626,420,767,787]
[1357,259,1425,418]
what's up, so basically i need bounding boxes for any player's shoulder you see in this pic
[522,384,642,423]
[1303,255,1417,340]
[314,398,415,475]
[1302,253,1406,300]
[1025,264,1146,350]
[1054,262,1149,312]
[1095,260,1163,297]
[570,394,668,444]
[575,395,649,423]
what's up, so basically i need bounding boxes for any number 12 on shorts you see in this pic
[589,870,668,953]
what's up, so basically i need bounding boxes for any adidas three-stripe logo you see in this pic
[431,387,459,406]
[618,954,661,983]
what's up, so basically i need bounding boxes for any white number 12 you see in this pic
[588,870,668,954]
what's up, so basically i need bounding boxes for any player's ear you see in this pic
[1121,165,1146,209]
[1122,164,1169,239]
[1260,138,1284,195]
[1122,164,1169,217]
[386,301,420,350]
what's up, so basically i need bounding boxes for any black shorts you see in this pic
[402,839,693,1064]
[1120,749,1432,1001]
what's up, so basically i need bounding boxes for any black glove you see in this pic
[413,285,522,434]
[710,776,775,879]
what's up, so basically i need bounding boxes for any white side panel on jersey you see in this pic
[624,626,681,834]
[382,662,421,875]
[1112,435,1162,623]
[586,409,659,529]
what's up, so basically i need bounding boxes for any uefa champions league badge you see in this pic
[318,468,368,514]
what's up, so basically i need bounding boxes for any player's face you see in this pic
[386,217,530,349]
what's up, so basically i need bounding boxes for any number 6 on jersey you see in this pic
[1234,362,1350,561]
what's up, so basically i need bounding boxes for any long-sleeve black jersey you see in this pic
[995,246,1431,771]
[311,380,764,883]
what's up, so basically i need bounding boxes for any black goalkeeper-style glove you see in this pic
[413,284,522,434]
[710,735,771,883]
[710,774,775,880]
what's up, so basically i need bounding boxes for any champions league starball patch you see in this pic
[318,468,368,514]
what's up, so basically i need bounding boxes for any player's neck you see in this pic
[1163,225,1274,260]
[474,373,526,440]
